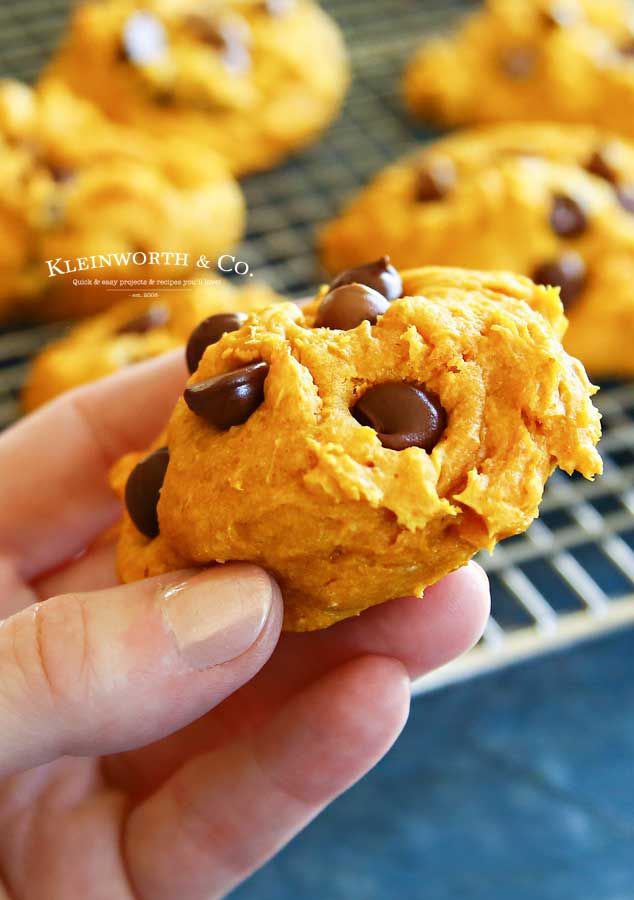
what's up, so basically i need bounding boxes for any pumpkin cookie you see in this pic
[320,123,634,377]
[404,0,634,137]
[110,260,602,631]
[44,0,349,176]
[23,279,282,410]
[0,78,244,320]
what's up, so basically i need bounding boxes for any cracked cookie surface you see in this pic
[320,123,634,377]
[111,263,601,631]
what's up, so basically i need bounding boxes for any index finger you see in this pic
[0,349,187,581]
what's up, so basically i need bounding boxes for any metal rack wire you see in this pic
[1,0,633,691]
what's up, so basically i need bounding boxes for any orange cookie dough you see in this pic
[0,81,55,319]
[404,0,634,137]
[0,78,244,320]
[110,261,602,631]
[320,123,634,377]
[44,0,349,176]
[22,279,282,411]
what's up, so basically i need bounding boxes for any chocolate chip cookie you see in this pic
[320,123,634,377]
[404,0,634,137]
[110,260,602,631]
[0,78,244,320]
[23,279,282,410]
[44,0,350,176]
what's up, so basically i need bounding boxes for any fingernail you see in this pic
[467,560,490,595]
[161,565,274,669]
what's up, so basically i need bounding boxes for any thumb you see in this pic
[0,564,282,778]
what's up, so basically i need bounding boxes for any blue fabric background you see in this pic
[231,630,634,900]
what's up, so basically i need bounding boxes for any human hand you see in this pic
[0,351,490,900]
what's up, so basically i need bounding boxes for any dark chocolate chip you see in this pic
[184,361,268,429]
[329,256,403,301]
[500,48,537,79]
[533,252,587,307]
[125,447,169,539]
[540,3,581,28]
[186,15,250,73]
[221,26,250,73]
[414,157,456,202]
[620,40,634,58]
[186,14,225,46]
[154,89,176,107]
[121,12,168,66]
[117,305,170,336]
[186,312,248,374]
[616,184,634,212]
[549,194,588,237]
[586,147,619,184]
[314,284,390,330]
[48,163,75,184]
[352,383,446,452]
[263,0,294,13]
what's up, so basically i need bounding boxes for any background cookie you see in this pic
[45,0,350,176]
[110,263,602,631]
[404,0,634,136]
[23,279,283,410]
[0,81,55,319]
[0,78,245,320]
[320,123,634,377]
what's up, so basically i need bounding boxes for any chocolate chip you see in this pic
[186,14,224,45]
[314,284,390,330]
[48,163,75,184]
[186,312,248,374]
[121,12,168,66]
[586,147,619,183]
[117,305,170,336]
[616,184,634,212]
[540,3,581,28]
[263,0,294,13]
[533,252,587,307]
[549,194,588,237]
[154,89,176,107]
[500,48,537,79]
[620,40,634,58]
[584,151,634,211]
[415,157,456,202]
[125,447,169,539]
[184,361,268,429]
[352,383,446,452]
[186,15,250,73]
[329,256,403,301]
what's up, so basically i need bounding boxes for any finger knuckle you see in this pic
[16,594,91,709]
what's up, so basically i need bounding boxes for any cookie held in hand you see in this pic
[110,262,602,631]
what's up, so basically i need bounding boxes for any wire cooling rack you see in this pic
[1,0,633,692]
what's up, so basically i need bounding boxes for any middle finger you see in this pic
[103,564,490,797]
